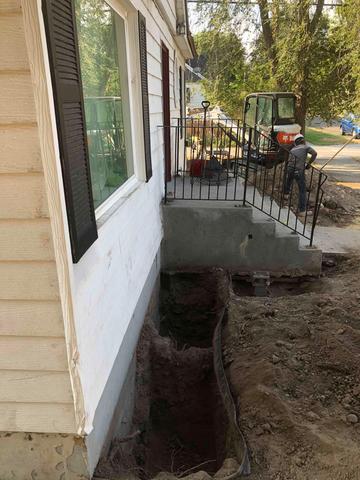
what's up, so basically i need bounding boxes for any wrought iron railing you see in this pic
[163,108,327,246]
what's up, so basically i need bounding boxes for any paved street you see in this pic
[311,142,360,253]
[314,143,360,185]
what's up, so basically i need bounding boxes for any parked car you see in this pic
[340,114,360,138]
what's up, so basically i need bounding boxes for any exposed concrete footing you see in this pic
[0,432,88,479]
[162,200,322,276]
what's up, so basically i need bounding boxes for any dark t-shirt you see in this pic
[288,144,317,171]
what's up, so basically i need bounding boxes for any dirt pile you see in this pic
[317,179,360,227]
[224,257,360,479]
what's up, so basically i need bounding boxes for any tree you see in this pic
[194,30,246,117]
[331,0,360,114]
[195,0,354,130]
[75,0,121,97]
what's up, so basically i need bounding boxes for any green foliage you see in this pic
[194,30,246,117]
[331,0,360,114]
[305,127,346,146]
[75,0,121,97]
[193,0,359,124]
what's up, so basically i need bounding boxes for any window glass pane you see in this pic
[75,0,133,209]
[245,97,256,126]
[257,97,272,126]
[278,97,295,120]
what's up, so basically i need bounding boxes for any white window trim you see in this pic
[95,174,142,222]
[92,0,147,221]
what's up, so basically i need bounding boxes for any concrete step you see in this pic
[162,200,322,275]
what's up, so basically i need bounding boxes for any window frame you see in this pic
[82,0,148,221]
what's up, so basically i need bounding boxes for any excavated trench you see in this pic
[96,269,321,479]
[138,272,229,477]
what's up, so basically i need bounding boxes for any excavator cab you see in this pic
[244,92,301,147]
[242,92,301,167]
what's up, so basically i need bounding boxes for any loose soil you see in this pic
[224,256,360,479]
[316,178,360,227]
[97,259,360,480]
[96,271,229,480]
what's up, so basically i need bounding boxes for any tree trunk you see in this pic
[297,91,307,135]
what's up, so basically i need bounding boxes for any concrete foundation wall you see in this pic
[85,254,160,475]
[0,432,88,480]
[162,201,322,275]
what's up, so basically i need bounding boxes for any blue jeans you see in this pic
[284,167,306,212]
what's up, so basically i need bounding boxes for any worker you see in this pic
[284,133,317,217]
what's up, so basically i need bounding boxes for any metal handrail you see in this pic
[162,114,327,246]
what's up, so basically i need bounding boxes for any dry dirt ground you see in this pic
[316,179,360,227]
[225,256,360,480]
[97,259,360,480]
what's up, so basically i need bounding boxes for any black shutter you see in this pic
[179,66,183,139]
[42,0,97,263]
[138,12,152,182]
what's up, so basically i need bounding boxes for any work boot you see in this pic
[298,210,313,218]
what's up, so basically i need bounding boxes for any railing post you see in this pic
[310,171,323,246]
[243,127,252,206]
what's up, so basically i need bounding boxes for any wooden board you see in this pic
[0,370,73,403]
[0,262,59,300]
[0,174,49,219]
[0,402,76,433]
[0,126,42,173]
[0,300,64,337]
[0,73,36,123]
[0,336,68,371]
[0,14,29,70]
[0,219,54,261]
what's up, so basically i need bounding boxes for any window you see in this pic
[278,97,295,120]
[75,0,133,209]
[257,97,272,127]
[43,0,152,262]
[245,97,256,127]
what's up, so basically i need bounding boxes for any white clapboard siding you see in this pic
[0,262,59,300]
[149,95,163,115]
[0,126,42,173]
[0,336,68,371]
[0,300,64,337]
[0,1,22,13]
[147,54,162,80]
[0,73,36,123]
[0,370,73,403]
[0,14,29,70]
[0,174,49,219]
[0,220,54,261]
[148,74,162,97]
[0,403,76,433]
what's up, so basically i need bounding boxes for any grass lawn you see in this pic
[305,127,346,146]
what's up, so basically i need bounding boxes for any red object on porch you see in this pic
[190,159,205,177]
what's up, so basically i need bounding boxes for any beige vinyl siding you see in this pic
[0,13,29,70]
[0,1,22,13]
[0,0,76,434]
[0,126,42,173]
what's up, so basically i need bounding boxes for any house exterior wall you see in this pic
[70,0,186,436]
[186,82,206,109]
[0,0,77,434]
[0,0,191,474]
